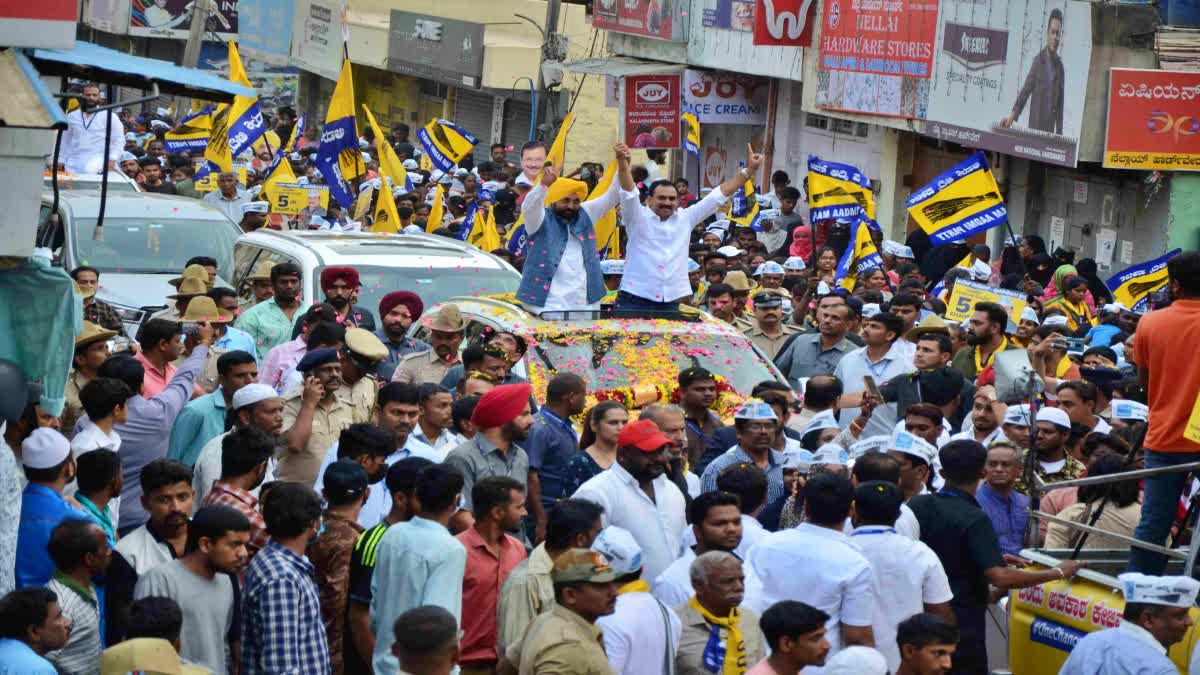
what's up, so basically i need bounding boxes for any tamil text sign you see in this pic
[1104,68,1200,172]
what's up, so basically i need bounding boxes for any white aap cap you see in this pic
[22,428,71,469]
[783,256,807,271]
[757,261,785,276]
[1042,315,1070,329]
[402,159,419,170]
[1112,400,1149,422]
[782,449,814,471]
[232,383,279,410]
[591,526,643,577]
[1036,406,1072,430]
[1103,302,1129,314]
[850,435,891,459]
[812,443,849,466]
[600,259,625,276]
[861,303,882,318]
[801,409,839,437]
[241,201,269,215]
[890,430,937,466]
[1020,306,1040,325]
[970,259,992,282]
[715,245,744,258]
[1003,403,1032,426]
[823,646,889,675]
[706,220,731,234]
[882,240,904,256]
[1119,573,1200,608]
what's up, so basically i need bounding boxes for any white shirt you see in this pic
[949,426,1004,446]
[573,462,687,582]
[597,591,682,675]
[203,189,250,224]
[685,472,701,498]
[314,438,443,528]
[115,524,174,575]
[678,514,769,560]
[849,525,953,672]
[64,423,123,532]
[61,108,125,174]
[745,523,875,667]
[521,180,621,313]
[834,341,916,436]
[404,426,463,463]
[619,187,728,303]
[651,547,696,610]
[191,430,276,510]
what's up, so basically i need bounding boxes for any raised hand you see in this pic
[746,143,765,174]
[540,164,558,187]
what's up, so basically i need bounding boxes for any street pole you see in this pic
[179,0,215,112]
[535,0,562,138]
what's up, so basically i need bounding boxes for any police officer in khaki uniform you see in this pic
[281,347,354,483]
[741,291,798,360]
[510,548,619,675]
[391,304,467,386]
[340,327,388,423]
[64,321,116,437]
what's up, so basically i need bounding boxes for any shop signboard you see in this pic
[923,0,1092,167]
[815,0,939,117]
[683,70,769,125]
[753,0,817,47]
[622,73,682,149]
[0,0,77,47]
[387,11,485,88]
[594,0,690,42]
[129,0,237,39]
[84,0,130,35]
[290,0,344,82]
[237,0,294,61]
[1104,68,1200,172]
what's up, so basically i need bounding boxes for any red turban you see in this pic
[471,383,533,428]
[379,291,424,321]
[320,266,360,292]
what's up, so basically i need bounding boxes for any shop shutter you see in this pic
[453,88,495,168]
[499,99,534,166]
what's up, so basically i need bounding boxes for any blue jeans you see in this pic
[613,290,678,313]
[1129,450,1200,574]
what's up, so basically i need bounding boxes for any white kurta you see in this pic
[520,179,621,314]
[61,109,125,174]
[620,188,728,303]
[1060,621,1177,675]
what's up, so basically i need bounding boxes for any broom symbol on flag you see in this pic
[921,192,1000,223]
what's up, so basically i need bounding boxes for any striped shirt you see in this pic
[46,572,101,675]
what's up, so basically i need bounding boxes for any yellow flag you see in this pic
[589,160,620,258]
[468,206,501,251]
[373,183,401,234]
[546,111,575,172]
[317,59,364,208]
[354,185,375,222]
[362,104,408,192]
[425,184,445,233]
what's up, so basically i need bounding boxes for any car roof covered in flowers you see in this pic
[413,294,788,419]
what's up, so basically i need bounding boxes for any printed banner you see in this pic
[1104,69,1200,172]
[753,0,816,47]
[1106,248,1180,314]
[194,166,248,191]
[290,0,344,81]
[129,0,237,39]
[923,0,1092,167]
[683,70,769,125]
[906,150,1008,245]
[593,0,685,41]
[815,0,938,118]
[807,155,874,222]
[623,73,682,149]
[944,279,1028,324]
[237,0,294,60]
[269,183,329,216]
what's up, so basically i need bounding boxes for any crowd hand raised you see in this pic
[745,143,765,173]
[614,142,631,161]
[540,164,558,187]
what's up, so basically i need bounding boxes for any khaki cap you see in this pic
[421,304,467,333]
[101,637,182,675]
[551,548,618,584]
[345,327,388,362]
[724,270,758,293]
[179,296,232,323]
[76,321,117,349]
[168,276,209,300]
[168,263,212,289]
[246,260,275,282]
[903,313,949,343]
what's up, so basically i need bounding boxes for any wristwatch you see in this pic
[738,167,750,179]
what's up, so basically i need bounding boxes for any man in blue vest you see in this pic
[516,143,629,315]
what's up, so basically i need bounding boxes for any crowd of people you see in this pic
[8,85,1199,675]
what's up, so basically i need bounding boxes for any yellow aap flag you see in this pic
[417,118,478,172]
[944,280,1027,325]
[269,183,329,216]
[906,151,1007,245]
[1106,249,1179,313]
[807,156,874,222]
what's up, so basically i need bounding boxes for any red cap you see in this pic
[617,419,672,452]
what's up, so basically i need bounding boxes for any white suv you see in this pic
[230,230,522,326]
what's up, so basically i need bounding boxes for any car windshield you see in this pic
[316,265,520,326]
[71,217,237,275]
[45,177,138,193]
[524,328,777,395]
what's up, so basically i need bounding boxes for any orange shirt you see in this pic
[454,527,527,664]
[135,351,177,398]
[1133,299,1200,452]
